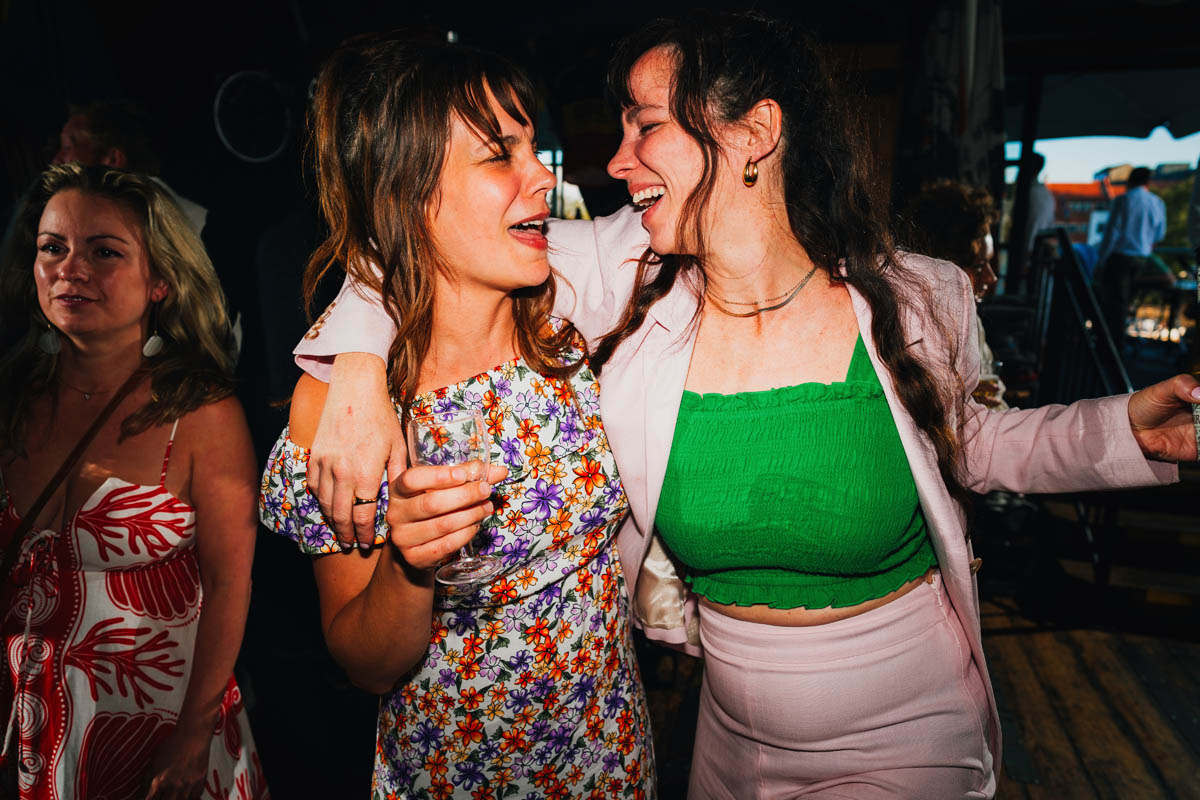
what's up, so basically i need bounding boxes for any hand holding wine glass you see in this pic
[403,410,504,585]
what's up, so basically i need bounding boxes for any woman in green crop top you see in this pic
[300,11,1199,800]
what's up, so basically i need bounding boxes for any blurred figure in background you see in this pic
[51,101,207,235]
[905,179,1009,409]
[1094,166,1167,342]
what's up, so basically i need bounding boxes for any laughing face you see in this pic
[35,189,166,347]
[430,93,556,295]
[607,46,736,256]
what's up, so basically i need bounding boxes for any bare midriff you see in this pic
[698,569,935,627]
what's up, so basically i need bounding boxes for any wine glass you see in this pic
[406,409,503,586]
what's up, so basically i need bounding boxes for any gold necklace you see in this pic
[706,264,820,318]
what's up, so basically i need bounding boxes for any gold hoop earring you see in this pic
[742,159,758,187]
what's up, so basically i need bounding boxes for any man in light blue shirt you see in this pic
[1094,167,1166,340]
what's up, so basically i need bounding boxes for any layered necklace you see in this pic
[705,264,820,318]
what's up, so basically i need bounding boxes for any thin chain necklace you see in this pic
[58,380,118,401]
[706,264,820,318]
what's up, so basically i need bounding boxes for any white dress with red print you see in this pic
[0,421,267,800]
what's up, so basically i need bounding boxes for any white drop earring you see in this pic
[37,324,61,355]
[142,304,164,358]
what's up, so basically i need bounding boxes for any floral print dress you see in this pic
[260,333,655,800]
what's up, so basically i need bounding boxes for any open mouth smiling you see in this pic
[631,186,664,208]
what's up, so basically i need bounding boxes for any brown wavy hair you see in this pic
[304,33,580,420]
[593,12,969,510]
[0,164,235,450]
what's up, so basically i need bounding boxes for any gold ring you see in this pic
[352,496,377,506]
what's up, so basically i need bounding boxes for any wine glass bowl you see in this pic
[407,409,503,586]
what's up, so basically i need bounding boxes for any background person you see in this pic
[904,178,1008,409]
[1094,166,1167,342]
[0,164,265,798]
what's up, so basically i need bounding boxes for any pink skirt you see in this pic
[689,573,995,798]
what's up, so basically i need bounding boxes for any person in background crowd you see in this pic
[1094,166,1167,341]
[293,12,1199,798]
[52,101,207,235]
[905,179,1008,409]
[1024,151,1056,256]
[0,164,265,798]
[258,34,654,798]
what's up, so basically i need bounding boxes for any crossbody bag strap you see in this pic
[0,366,148,584]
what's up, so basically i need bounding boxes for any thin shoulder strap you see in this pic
[159,419,180,487]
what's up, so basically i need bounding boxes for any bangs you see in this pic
[446,56,536,153]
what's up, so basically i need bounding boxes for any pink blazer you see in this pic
[295,206,1178,770]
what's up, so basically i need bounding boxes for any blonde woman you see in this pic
[0,164,265,798]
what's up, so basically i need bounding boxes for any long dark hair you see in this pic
[593,11,969,509]
[0,164,234,451]
[304,33,580,420]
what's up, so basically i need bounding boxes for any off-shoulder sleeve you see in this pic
[258,425,389,554]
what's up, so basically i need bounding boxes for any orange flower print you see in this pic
[516,419,541,443]
[486,409,505,436]
[430,779,453,800]
[455,715,485,745]
[488,578,518,603]
[459,686,484,711]
[425,750,449,778]
[573,457,607,495]
[481,620,505,640]
[523,618,551,645]
[500,727,528,753]
[516,567,538,589]
[482,389,500,412]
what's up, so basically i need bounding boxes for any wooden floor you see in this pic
[983,597,1200,799]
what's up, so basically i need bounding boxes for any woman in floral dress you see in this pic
[258,35,653,799]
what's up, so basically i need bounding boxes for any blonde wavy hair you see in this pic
[0,163,235,449]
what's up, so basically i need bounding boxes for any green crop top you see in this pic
[654,335,937,610]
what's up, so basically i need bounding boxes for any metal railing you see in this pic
[1030,227,1132,406]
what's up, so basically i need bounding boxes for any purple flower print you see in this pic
[520,480,563,521]
[578,507,605,531]
[453,760,486,790]
[261,492,282,517]
[449,609,476,635]
[507,687,532,711]
[528,719,552,742]
[500,438,522,468]
[433,397,458,419]
[479,739,500,761]
[530,676,555,700]
[603,479,624,507]
[462,390,482,407]
[603,689,626,718]
[438,668,456,688]
[295,491,320,517]
[512,753,535,780]
[603,751,622,773]
[548,724,572,754]
[508,649,533,672]
[589,610,605,633]
[567,603,587,625]
[300,523,329,550]
[543,399,561,419]
[494,377,512,397]
[409,719,442,755]
[567,675,596,708]
[501,537,532,568]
